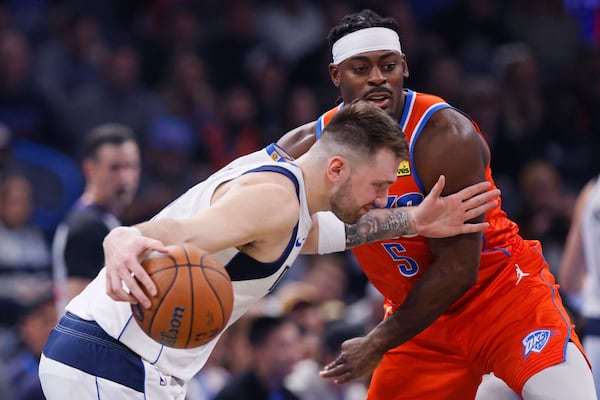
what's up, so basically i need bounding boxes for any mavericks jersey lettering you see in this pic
[317,89,525,314]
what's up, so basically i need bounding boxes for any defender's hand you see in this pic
[412,176,500,238]
[319,336,383,384]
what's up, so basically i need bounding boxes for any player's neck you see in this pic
[294,158,330,215]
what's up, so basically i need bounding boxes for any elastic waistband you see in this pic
[59,312,120,342]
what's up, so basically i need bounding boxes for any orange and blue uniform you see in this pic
[316,89,585,399]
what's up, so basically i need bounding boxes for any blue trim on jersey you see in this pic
[265,143,295,162]
[315,115,324,140]
[242,165,300,196]
[481,235,512,257]
[399,89,415,129]
[316,103,344,140]
[534,245,572,361]
[228,165,301,281]
[409,103,452,193]
[43,313,145,393]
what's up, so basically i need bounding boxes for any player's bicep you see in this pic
[415,113,487,281]
[183,183,298,254]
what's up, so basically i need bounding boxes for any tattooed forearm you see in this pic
[345,208,413,248]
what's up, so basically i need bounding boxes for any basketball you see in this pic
[131,244,234,349]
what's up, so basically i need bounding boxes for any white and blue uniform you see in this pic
[580,175,600,396]
[39,145,312,400]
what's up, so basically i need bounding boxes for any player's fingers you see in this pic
[463,189,500,210]
[121,269,153,308]
[428,175,445,198]
[457,181,492,200]
[331,371,356,385]
[319,364,345,378]
[458,221,490,234]
[106,271,132,302]
[142,239,170,254]
[464,200,498,221]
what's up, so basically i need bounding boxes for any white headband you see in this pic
[332,27,402,65]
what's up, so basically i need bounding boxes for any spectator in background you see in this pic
[276,281,324,360]
[559,174,600,398]
[282,85,321,133]
[0,172,51,360]
[516,159,575,274]
[63,39,164,150]
[430,0,513,75]
[256,0,325,67]
[122,115,196,224]
[156,50,217,176]
[204,0,262,91]
[5,289,56,400]
[33,11,105,117]
[505,0,582,83]
[286,321,368,400]
[52,124,140,315]
[0,29,69,154]
[203,85,263,170]
[0,173,51,297]
[214,315,303,400]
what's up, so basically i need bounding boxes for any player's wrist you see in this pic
[112,226,143,237]
[404,208,418,236]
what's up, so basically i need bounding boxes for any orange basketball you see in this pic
[131,244,234,349]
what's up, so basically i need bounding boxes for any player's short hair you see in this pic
[83,123,137,160]
[319,100,408,161]
[327,9,399,51]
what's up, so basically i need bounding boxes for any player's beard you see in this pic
[330,178,364,224]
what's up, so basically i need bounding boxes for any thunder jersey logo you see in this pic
[397,160,411,177]
[522,329,552,357]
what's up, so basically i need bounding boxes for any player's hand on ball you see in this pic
[103,226,169,308]
[319,336,383,384]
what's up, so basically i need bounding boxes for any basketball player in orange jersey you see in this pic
[276,9,596,400]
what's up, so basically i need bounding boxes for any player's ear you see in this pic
[329,63,341,87]
[327,156,346,182]
[401,55,409,78]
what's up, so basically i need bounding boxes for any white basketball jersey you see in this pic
[581,176,600,318]
[66,146,312,381]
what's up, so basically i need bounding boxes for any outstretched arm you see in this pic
[345,175,499,248]
[303,175,498,255]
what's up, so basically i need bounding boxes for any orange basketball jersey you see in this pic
[316,90,526,315]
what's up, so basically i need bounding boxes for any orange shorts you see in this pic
[367,242,586,400]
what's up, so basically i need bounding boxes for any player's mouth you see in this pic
[365,93,391,108]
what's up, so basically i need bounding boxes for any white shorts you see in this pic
[39,313,187,400]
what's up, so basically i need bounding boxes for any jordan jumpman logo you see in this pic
[515,263,530,285]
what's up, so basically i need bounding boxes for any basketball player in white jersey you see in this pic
[39,100,499,400]
[560,175,600,398]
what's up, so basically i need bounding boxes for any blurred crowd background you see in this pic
[0,0,599,399]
